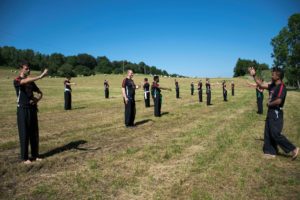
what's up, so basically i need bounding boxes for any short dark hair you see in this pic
[144,78,148,81]
[272,67,284,80]
[19,60,29,68]
[153,75,159,81]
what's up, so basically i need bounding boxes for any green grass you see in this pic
[0,67,299,200]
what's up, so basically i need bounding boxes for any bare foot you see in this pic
[263,154,276,159]
[23,160,32,164]
[292,147,299,161]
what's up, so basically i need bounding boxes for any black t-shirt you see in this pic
[143,82,150,92]
[122,78,136,99]
[222,83,227,91]
[175,81,179,89]
[151,82,161,98]
[64,80,71,91]
[267,82,286,109]
[206,83,211,93]
[198,82,202,90]
[14,76,40,107]
[231,83,235,89]
[191,84,194,89]
[104,81,109,89]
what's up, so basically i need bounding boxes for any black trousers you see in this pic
[105,89,109,98]
[206,92,211,105]
[198,89,202,102]
[257,96,263,114]
[191,89,194,95]
[232,88,234,96]
[125,99,136,126]
[223,90,227,101]
[176,88,180,98]
[64,91,72,110]
[17,106,39,160]
[144,92,150,107]
[154,95,161,117]
[263,110,296,155]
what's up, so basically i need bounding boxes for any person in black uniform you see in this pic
[122,70,138,127]
[206,78,212,105]
[249,67,299,159]
[175,79,180,98]
[248,80,264,114]
[104,79,109,98]
[64,77,75,110]
[198,80,203,102]
[191,82,194,95]
[151,75,171,117]
[13,61,48,164]
[222,80,227,101]
[231,81,235,96]
[143,78,150,107]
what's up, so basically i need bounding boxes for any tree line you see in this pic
[233,13,300,88]
[0,46,182,77]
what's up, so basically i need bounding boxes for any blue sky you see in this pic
[0,0,299,77]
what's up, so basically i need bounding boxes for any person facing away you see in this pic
[222,80,227,101]
[122,69,138,127]
[143,78,150,107]
[206,78,212,105]
[231,81,235,96]
[191,82,194,95]
[175,79,180,98]
[248,66,299,160]
[104,79,109,98]
[198,80,203,102]
[13,61,48,164]
[64,77,75,110]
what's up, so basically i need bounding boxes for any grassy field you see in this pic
[0,67,299,200]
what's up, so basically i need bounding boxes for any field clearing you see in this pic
[0,68,299,200]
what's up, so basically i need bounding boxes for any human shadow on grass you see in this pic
[40,140,91,158]
[135,119,153,126]
[161,112,169,116]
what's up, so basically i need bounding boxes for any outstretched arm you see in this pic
[248,67,269,89]
[20,69,48,85]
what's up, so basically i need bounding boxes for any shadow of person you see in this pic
[40,140,87,158]
[161,112,169,116]
[135,119,153,126]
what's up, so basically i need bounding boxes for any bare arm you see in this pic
[248,67,269,89]
[20,69,48,85]
[122,88,128,104]
[268,98,282,107]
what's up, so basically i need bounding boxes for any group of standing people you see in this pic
[13,62,298,164]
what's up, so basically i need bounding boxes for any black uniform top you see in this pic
[267,82,286,110]
[151,82,161,98]
[222,83,227,91]
[206,83,211,93]
[14,76,40,107]
[175,81,179,89]
[191,83,194,89]
[104,81,109,89]
[143,82,150,92]
[198,82,202,90]
[122,78,136,100]
[64,80,71,91]
[231,83,235,89]
[256,87,264,98]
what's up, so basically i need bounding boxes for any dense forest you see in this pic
[0,46,184,78]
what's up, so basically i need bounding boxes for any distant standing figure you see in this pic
[191,82,194,95]
[104,80,109,98]
[143,78,150,107]
[122,70,138,127]
[248,80,264,114]
[13,61,48,164]
[64,77,75,110]
[222,80,227,101]
[175,79,180,98]
[198,80,203,102]
[206,78,212,105]
[231,81,235,96]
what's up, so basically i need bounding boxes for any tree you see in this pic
[74,65,94,76]
[58,63,76,77]
[77,54,97,69]
[271,13,300,88]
